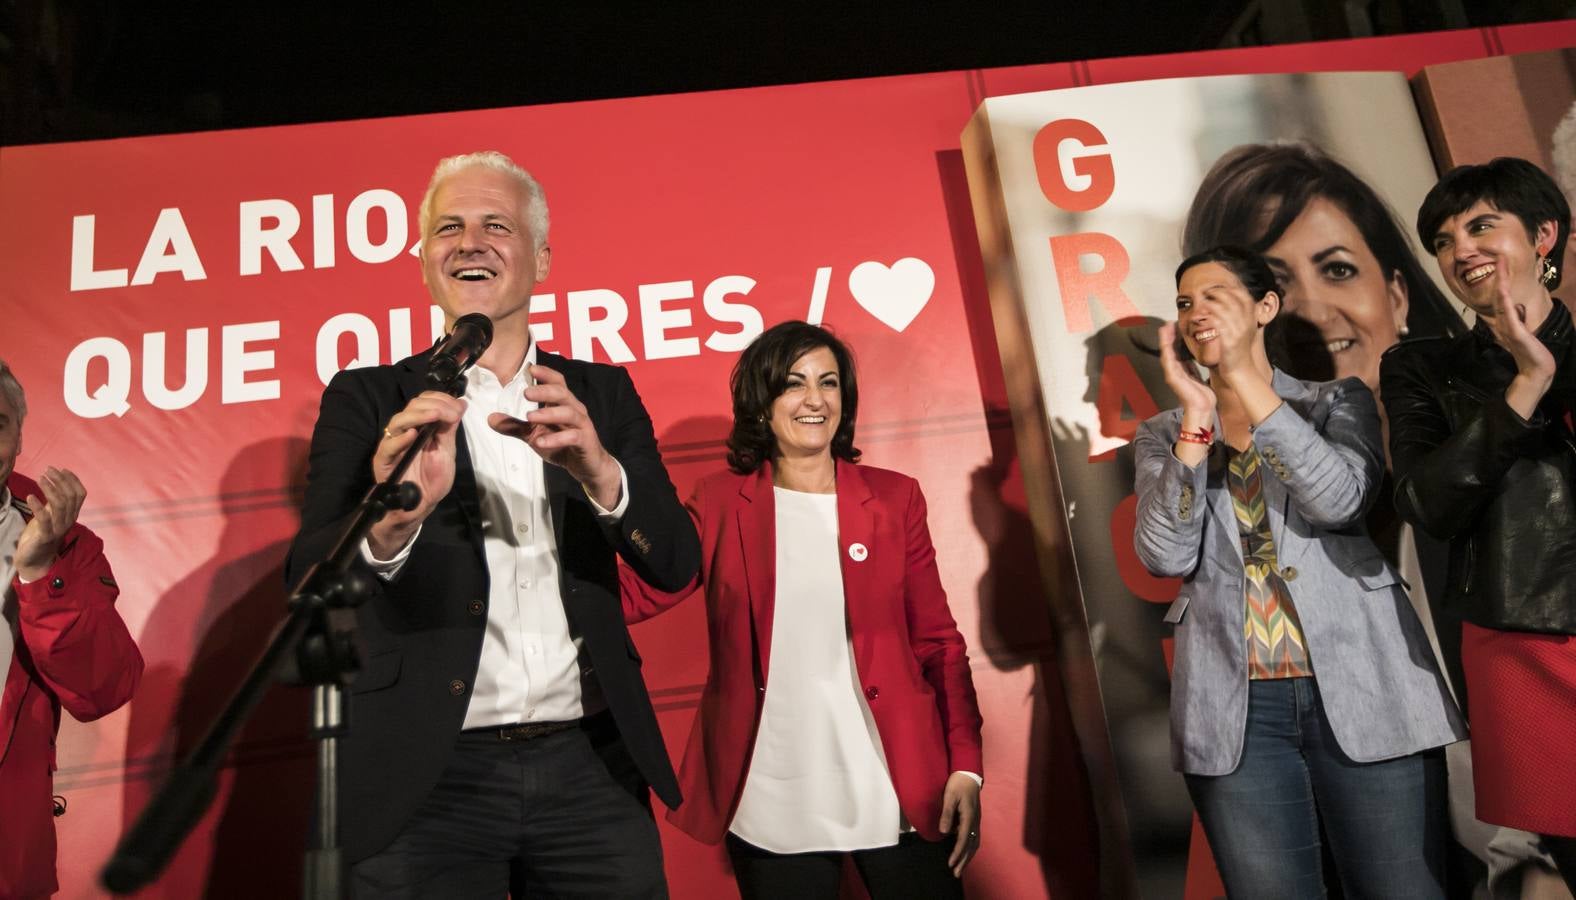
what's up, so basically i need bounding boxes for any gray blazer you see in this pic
[1133,370,1465,776]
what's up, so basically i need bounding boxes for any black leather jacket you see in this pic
[1380,300,1576,634]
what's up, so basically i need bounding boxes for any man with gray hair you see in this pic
[287,152,699,898]
[0,359,143,899]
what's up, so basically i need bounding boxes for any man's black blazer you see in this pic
[285,346,699,863]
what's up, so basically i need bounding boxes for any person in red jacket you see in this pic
[0,359,143,899]
[622,321,984,900]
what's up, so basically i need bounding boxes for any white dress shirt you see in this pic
[361,344,628,729]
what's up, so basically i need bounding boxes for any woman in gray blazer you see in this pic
[1134,246,1466,899]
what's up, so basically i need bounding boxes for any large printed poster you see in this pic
[962,71,1460,895]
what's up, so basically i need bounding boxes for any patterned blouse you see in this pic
[1226,444,1313,679]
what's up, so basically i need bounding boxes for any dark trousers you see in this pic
[1186,678,1448,900]
[725,831,965,900]
[350,713,666,899]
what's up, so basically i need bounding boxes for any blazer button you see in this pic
[467,600,485,616]
[448,679,466,696]
[864,686,880,701]
[50,576,65,590]
[1281,566,1298,581]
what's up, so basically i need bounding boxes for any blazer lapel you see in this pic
[1258,453,1293,566]
[1196,409,1244,571]
[834,460,877,660]
[1265,370,1310,565]
[1203,443,1244,571]
[737,464,777,683]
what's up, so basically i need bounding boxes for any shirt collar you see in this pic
[463,341,537,391]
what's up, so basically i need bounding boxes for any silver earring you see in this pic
[1398,325,1410,338]
[1540,256,1558,287]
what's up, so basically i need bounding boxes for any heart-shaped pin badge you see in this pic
[848,258,934,333]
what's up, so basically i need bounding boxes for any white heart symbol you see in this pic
[848,258,934,333]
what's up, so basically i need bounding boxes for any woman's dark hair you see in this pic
[725,320,860,474]
[1416,157,1572,290]
[1176,245,1281,310]
[1184,142,1461,339]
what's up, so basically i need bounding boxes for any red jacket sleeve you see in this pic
[620,477,705,623]
[13,524,143,722]
[901,478,984,777]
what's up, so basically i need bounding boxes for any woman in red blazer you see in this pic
[623,321,984,899]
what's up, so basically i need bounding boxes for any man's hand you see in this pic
[938,772,982,878]
[367,390,466,558]
[15,467,87,582]
[489,364,621,509]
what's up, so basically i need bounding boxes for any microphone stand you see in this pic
[101,371,468,899]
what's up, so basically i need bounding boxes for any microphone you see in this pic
[426,313,494,389]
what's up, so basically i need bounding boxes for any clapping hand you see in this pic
[1490,257,1556,420]
[1490,258,1556,383]
[1159,322,1216,419]
[14,467,86,581]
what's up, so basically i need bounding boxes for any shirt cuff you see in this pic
[359,526,420,580]
[954,770,983,788]
[584,459,630,521]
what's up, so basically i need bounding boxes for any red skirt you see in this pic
[1462,622,1576,836]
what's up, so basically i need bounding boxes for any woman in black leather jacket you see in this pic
[1380,157,1576,892]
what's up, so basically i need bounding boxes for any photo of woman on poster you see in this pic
[1182,141,1464,409]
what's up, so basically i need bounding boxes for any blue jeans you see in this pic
[1185,678,1447,900]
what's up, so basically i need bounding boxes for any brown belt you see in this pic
[462,709,612,743]
[469,719,580,742]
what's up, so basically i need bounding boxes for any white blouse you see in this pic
[728,487,905,853]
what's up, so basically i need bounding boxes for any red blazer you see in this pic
[622,459,983,845]
[1,473,143,899]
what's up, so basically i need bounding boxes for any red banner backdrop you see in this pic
[1,21,1572,900]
